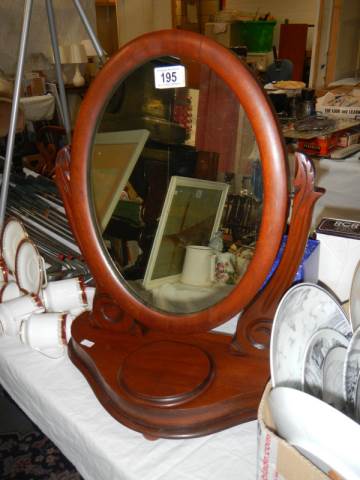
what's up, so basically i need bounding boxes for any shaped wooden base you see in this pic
[69,313,269,439]
[67,152,323,439]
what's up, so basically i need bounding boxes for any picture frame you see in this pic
[143,175,229,289]
[91,129,149,231]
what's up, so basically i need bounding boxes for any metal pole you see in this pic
[72,0,107,63]
[0,0,33,229]
[45,0,72,143]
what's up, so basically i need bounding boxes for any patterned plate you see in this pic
[302,327,349,398]
[271,282,352,390]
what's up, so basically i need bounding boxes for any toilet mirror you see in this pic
[70,30,288,333]
[91,55,265,314]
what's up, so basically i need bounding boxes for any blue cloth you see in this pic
[263,235,319,287]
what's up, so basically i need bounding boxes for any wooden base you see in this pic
[69,313,269,439]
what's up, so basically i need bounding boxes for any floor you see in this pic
[0,386,35,436]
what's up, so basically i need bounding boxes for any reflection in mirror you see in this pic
[90,56,263,314]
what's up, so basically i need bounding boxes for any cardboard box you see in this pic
[204,22,243,47]
[316,218,360,303]
[316,104,360,119]
[297,134,338,156]
[257,383,329,480]
[316,91,360,120]
[336,127,360,147]
[246,52,274,72]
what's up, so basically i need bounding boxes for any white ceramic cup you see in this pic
[20,312,74,358]
[41,277,88,313]
[181,245,216,287]
[69,306,87,317]
[85,286,95,310]
[0,281,22,302]
[0,294,45,336]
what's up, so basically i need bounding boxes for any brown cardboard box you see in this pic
[257,383,330,480]
[204,22,243,47]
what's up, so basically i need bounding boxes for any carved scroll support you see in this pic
[89,291,144,335]
[231,152,325,356]
[55,146,83,251]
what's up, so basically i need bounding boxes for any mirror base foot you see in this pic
[69,313,269,439]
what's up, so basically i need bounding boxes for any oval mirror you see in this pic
[70,30,288,334]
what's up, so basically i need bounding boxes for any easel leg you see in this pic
[45,0,72,142]
[0,0,33,230]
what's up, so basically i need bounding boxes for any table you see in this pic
[283,118,360,140]
[0,335,258,480]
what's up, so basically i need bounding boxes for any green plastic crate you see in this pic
[238,21,276,53]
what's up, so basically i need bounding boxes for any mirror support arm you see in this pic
[231,152,325,355]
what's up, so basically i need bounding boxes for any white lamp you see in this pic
[69,44,87,87]
[50,45,71,84]
[81,39,97,58]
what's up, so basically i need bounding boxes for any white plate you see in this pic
[269,386,360,480]
[322,345,347,411]
[349,260,360,331]
[15,239,46,295]
[344,326,360,415]
[355,375,360,422]
[302,328,349,398]
[270,283,352,390]
[1,217,28,273]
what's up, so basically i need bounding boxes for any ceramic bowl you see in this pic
[270,282,352,390]
[269,386,360,480]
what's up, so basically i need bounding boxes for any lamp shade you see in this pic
[81,39,97,58]
[50,45,71,64]
[69,44,87,65]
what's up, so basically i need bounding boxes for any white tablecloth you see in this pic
[0,336,258,480]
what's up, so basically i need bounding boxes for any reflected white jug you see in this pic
[181,245,215,287]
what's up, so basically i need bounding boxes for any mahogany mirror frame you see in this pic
[70,29,288,334]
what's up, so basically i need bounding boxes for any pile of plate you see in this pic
[269,275,360,479]
[0,217,95,358]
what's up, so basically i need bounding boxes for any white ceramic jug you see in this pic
[181,245,215,287]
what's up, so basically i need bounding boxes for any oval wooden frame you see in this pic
[70,29,288,334]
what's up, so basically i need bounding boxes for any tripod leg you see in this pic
[45,0,72,143]
[72,0,106,63]
[0,0,33,229]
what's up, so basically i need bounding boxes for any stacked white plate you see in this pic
[270,278,360,478]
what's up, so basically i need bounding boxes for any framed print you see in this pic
[91,129,149,231]
[143,175,229,289]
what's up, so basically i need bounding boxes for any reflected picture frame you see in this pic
[143,175,229,290]
[92,129,149,231]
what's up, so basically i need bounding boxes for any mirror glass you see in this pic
[90,55,263,314]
